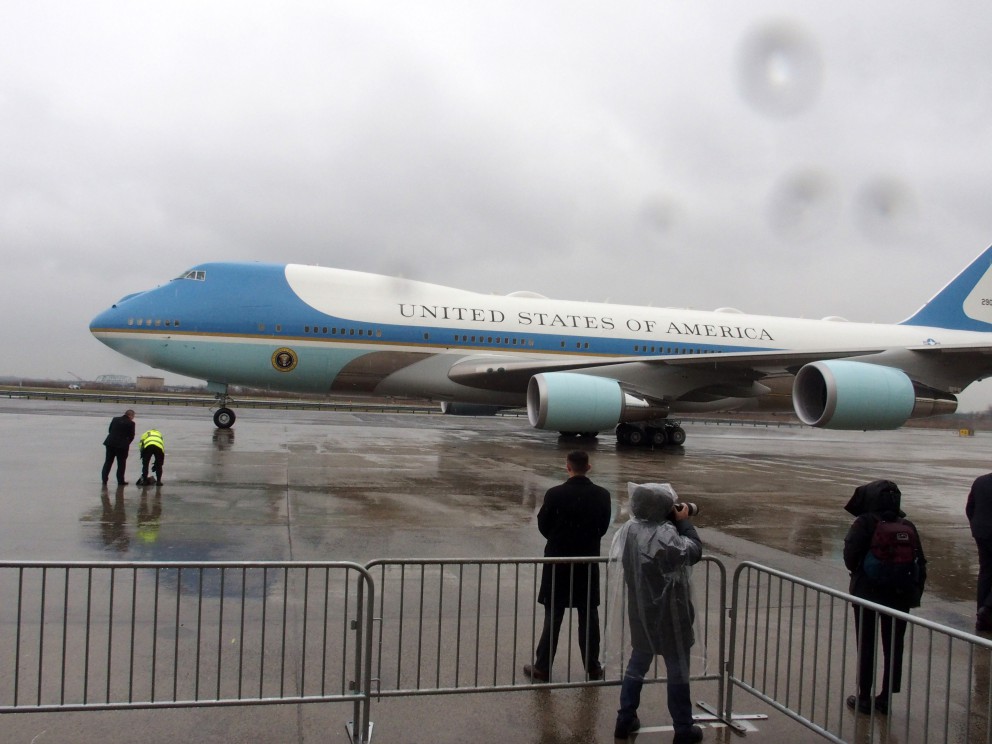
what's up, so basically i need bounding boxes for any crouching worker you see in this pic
[611,483,703,743]
[137,428,165,486]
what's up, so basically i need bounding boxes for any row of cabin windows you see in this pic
[305,325,382,338]
[634,345,719,354]
[129,318,288,332]
[451,335,536,347]
[128,319,718,355]
[130,318,180,327]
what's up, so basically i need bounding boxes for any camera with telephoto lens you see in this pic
[671,501,699,519]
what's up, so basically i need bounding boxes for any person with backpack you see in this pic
[965,472,992,632]
[843,479,927,716]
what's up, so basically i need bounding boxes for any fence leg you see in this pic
[346,719,374,744]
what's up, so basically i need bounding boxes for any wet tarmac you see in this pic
[0,397,987,743]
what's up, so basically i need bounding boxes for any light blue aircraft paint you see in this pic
[91,246,992,444]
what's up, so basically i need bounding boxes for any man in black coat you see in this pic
[966,472,992,631]
[523,450,612,682]
[101,409,136,485]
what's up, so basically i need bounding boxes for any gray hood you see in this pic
[629,482,676,522]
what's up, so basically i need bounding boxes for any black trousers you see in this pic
[976,537,992,610]
[140,445,165,482]
[853,604,907,700]
[534,603,600,674]
[101,446,129,484]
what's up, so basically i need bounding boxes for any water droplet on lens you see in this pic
[738,21,823,118]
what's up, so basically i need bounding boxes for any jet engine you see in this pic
[526,372,668,432]
[792,360,957,430]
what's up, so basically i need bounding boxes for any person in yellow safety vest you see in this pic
[137,429,165,486]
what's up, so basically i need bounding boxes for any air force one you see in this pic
[90,246,992,446]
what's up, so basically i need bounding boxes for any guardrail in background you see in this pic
[1,388,807,426]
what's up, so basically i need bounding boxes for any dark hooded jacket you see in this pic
[843,479,927,609]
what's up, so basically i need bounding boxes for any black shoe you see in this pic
[874,694,890,715]
[117,481,129,485]
[522,664,548,682]
[613,714,640,739]
[156,479,163,485]
[847,694,873,714]
[587,664,604,680]
[672,724,703,743]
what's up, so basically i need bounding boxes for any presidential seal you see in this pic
[271,347,298,372]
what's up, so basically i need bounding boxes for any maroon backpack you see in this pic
[862,517,921,591]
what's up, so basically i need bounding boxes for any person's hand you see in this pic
[672,503,688,521]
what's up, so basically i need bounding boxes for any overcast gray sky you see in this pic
[4,2,992,408]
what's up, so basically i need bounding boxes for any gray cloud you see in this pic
[3,1,992,408]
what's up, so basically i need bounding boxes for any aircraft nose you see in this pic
[90,305,119,333]
[90,291,148,334]
[89,298,136,340]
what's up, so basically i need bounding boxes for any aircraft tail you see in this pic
[900,244,992,331]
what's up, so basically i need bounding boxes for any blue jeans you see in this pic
[618,648,693,732]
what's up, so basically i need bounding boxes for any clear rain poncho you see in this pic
[603,482,706,676]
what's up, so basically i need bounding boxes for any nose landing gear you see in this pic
[213,406,236,429]
[208,382,237,429]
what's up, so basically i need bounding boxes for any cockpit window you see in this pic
[174,269,206,281]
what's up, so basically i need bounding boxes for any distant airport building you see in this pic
[94,374,133,387]
[136,376,165,392]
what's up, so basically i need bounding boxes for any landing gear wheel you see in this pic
[649,428,667,446]
[213,407,236,429]
[626,428,644,446]
[667,425,686,446]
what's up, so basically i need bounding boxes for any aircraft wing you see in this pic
[447,342,992,399]
[445,347,883,394]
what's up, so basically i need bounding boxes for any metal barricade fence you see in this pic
[13,556,992,743]
[364,556,726,698]
[727,561,992,744]
[0,561,375,743]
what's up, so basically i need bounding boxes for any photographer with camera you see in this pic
[610,482,703,743]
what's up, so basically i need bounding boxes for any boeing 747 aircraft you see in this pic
[90,246,992,446]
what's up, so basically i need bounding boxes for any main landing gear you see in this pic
[615,421,686,447]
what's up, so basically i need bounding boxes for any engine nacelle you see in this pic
[793,360,957,430]
[527,372,668,432]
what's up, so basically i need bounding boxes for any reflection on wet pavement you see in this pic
[0,399,984,629]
